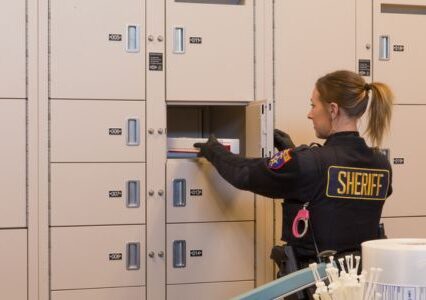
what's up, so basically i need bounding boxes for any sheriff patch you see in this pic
[327,166,390,200]
[268,149,292,170]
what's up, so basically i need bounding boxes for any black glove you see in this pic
[274,129,295,151]
[193,135,221,159]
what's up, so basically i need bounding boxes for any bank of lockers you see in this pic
[0,0,26,99]
[50,100,145,162]
[166,0,254,101]
[0,229,27,299]
[50,0,145,100]
[51,225,145,290]
[167,222,254,284]
[51,163,146,226]
[167,281,254,300]
[0,100,26,228]
[167,159,254,222]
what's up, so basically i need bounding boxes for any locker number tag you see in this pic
[109,253,123,260]
[109,34,122,41]
[109,128,122,135]
[190,250,203,257]
[190,189,203,196]
[109,191,123,198]
[189,37,202,44]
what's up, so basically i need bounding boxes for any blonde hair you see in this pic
[316,70,394,147]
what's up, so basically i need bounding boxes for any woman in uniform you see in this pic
[194,70,394,267]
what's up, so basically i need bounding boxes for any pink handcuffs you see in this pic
[292,202,310,238]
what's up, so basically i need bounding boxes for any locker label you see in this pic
[149,53,163,71]
[189,37,202,44]
[393,158,404,164]
[109,34,122,41]
[109,253,123,260]
[109,128,122,135]
[190,250,203,257]
[358,59,371,76]
[190,189,203,196]
[109,191,123,198]
[393,45,405,52]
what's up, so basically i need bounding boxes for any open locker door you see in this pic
[246,99,276,285]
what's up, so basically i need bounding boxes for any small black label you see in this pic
[149,52,163,71]
[393,45,405,52]
[109,191,123,198]
[190,189,202,196]
[394,158,404,165]
[109,253,123,260]
[189,37,202,44]
[359,59,371,76]
[190,250,203,257]
[109,34,122,41]
[109,128,122,135]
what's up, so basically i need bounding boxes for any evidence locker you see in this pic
[50,100,145,162]
[374,0,426,104]
[0,100,26,228]
[0,0,26,99]
[51,225,145,290]
[51,163,146,226]
[167,159,254,223]
[50,0,145,100]
[166,0,254,102]
[381,105,426,217]
[0,229,27,300]
[167,222,255,284]
[167,281,254,300]
[274,0,357,145]
[52,287,146,300]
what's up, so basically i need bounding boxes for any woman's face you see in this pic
[307,88,332,139]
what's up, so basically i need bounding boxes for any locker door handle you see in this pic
[173,27,185,54]
[379,35,390,61]
[173,240,186,268]
[127,118,140,146]
[126,242,141,270]
[127,180,140,208]
[173,179,186,207]
[126,24,140,53]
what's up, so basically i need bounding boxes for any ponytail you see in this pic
[365,82,394,147]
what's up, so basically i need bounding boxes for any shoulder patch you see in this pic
[268,149,293,170]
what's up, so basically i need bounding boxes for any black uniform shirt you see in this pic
[202,131,392,255]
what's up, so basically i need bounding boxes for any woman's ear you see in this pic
[329,102,339,120]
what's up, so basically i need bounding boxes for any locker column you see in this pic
[0,0,28,299]
[49,0,147,299]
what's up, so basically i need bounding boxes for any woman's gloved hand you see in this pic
[193,135,220,159]
[274,129,295,151]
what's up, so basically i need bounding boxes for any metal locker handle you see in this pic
[126,24,140,53]
[173,179,186,207]
[173,240,186,268]
[173,27,185,54]
[127,180,140,208]
[126,242,141,270]
[379,35,390,61]
[127,118,140,146]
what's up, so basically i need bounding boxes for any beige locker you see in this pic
[167,159,254,223]
[0,0,26,99]
[167,281,254,300]
[381,217,426,238]
[0,100,26,228]
[166,0,254,102]
[51,163,146,226]
[381,105,426,217]
[51,225,145,290]
[0,229,27,299]
[50,0,145,100]
[167,222,254,284]
[52,287,145,300]
[274,0,357,145]
[51,100,145,162]
[374,0,426,104]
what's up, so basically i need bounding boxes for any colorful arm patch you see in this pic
[326,166,390,200]
[268,149,293,170]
